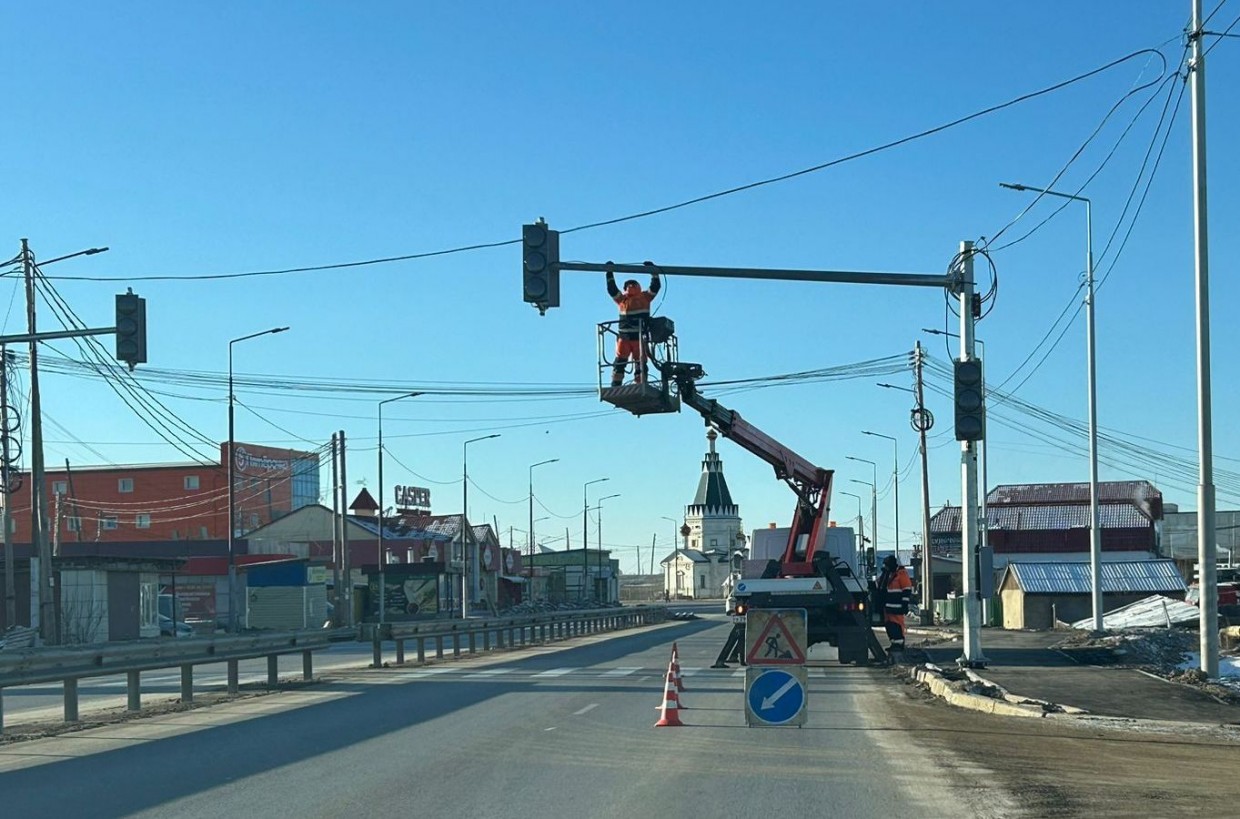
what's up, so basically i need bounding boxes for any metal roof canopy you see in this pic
[1004,560,1186,595]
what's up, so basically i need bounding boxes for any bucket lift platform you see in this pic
[597,317,681,417]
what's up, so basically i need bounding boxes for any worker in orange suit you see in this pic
[878,554,914,652]
[606,267,660,387]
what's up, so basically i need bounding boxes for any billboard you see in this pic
[368,566,440,620]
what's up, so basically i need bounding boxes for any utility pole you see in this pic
[339,429,352,627]
[1,346,14,629]
[23,240,53,644]
[913,342,935,626]
[330,433,341,626]
[1189,0,1217,678]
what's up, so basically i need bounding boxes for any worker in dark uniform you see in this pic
[606,268,660,387]
[877,555,914,652]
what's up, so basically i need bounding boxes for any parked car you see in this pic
[159,614,195,638]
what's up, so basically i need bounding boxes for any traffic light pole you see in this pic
[956,242,986,667]
[524,222,986,665]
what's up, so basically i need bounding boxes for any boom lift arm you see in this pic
[660,361,833,578]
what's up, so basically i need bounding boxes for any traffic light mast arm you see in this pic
[557,260,952,289]
[0,327,116,344]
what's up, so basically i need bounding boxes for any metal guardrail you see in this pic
[366,605,666,668]
[0,627,356,734]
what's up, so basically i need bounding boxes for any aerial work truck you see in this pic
[597,320,887,665]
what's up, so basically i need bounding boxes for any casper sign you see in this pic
[395,485,431,511]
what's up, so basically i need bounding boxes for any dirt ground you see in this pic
[882,676,1240,817]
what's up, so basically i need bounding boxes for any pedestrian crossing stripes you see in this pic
[392,665,748,680]
[601,667,643,677]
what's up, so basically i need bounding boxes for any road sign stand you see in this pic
[744,666,808,727]
[743,608,809,727]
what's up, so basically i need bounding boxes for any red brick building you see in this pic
[8,442,320,544]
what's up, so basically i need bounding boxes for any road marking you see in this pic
[464,668,514,679]
[399,667,457,678]
[733,670,746,678]
[544,726,557,731]
[601,667,641,677]
[532,667,574,678]
[573,703,599,715]
[637,676,651,682]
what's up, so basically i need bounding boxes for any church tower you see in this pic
[683,429,743,556]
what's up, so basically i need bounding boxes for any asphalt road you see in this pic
[0,616,969,818]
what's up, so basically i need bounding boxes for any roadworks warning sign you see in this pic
[744,609,808,665]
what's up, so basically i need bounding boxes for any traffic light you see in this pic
[115,290,147,371]
[954,357,984,441]
[522,220,560,314]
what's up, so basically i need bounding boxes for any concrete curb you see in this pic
[907,664,1087,718]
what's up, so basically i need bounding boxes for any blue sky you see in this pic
[3,2,1238,574]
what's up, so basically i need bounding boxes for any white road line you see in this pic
[572,703,599,715]
[732,670,746,678]
[679,667,706,676]
[544,726,557,731]
[464,669,514,679]
[397,667,457,678]
[637,676,651,682]
[532,668,575,678]
[601,667,642,677]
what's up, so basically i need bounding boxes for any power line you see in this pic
[40,49,1171,285]
[991,63,1187,395]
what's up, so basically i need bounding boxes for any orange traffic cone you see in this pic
[672,641,679,660]
[670,653,686,692]
[654,672,684,727]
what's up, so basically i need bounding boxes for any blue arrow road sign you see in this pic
[746,668,806,726]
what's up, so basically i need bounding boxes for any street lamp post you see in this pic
[595,493,620,602]
[849,477,876,576]
[528,458,558,586]
[228,326,289,633]
[377,391,422,625]
[847,455,878,563]
[863,431,900,563]
[839,490,864,574]
[582,477,609,599]
[1000,182,1101,631]
[462,434,501,618]
[19,243,108,645]
[659,514,679,580]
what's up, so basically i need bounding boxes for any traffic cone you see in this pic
[671,641,679,661]
[670,652,686,692]
[654,672,684,727]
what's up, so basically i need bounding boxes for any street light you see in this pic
[863,431,900,563]
[528,458,558,584]
[227,326,289,633]
[462,434,501,618]
[377,391,422,625]
[999,181,1101,631]
[595,493,621,602]
[849,477,876,575]
[846,454,878,549]
[839,490,864,574]
[582,477,609,599]
[19,242,109,645]
[660,515,679,552]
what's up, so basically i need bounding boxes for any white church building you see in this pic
[662,430,746,599]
